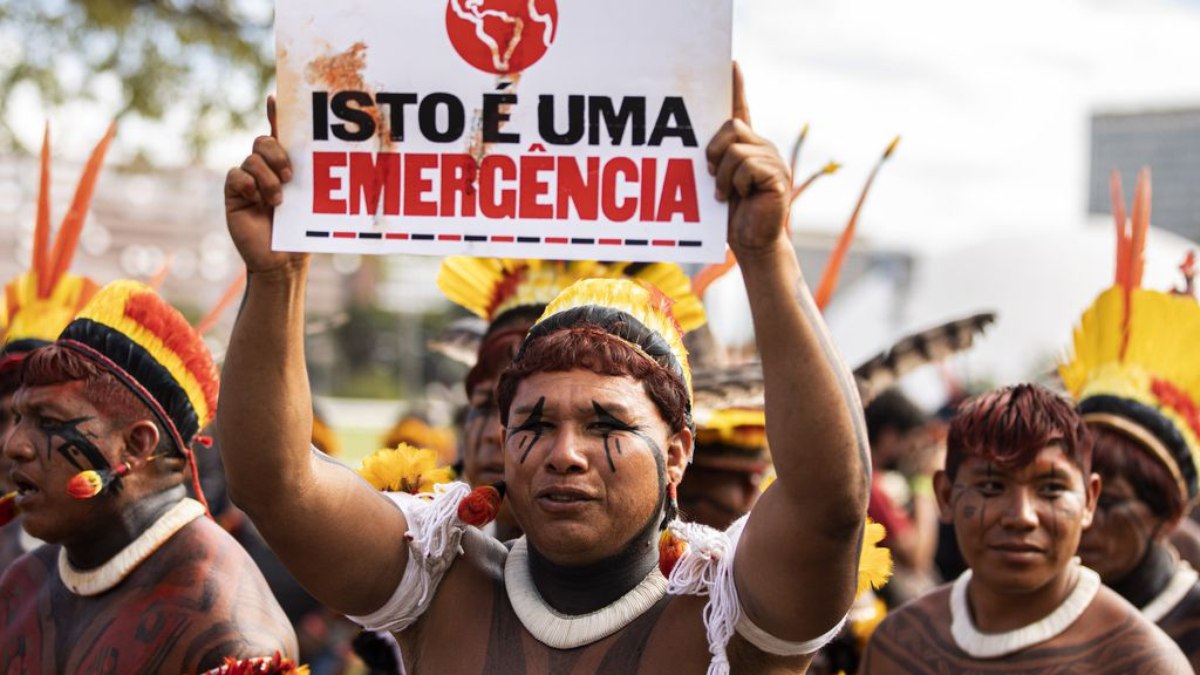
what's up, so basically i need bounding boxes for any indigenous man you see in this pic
[861,383,1190,673]
[437,257,705,541]
[1063,170,1200,668]
[220,68,871,673]
[0,124,109,572]
[0,280,297,673]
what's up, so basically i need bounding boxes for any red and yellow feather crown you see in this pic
[1060,169,1200,502]
[57,279,219,452]
[437,257,706,330]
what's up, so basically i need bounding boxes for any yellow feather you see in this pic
[858,518,894,597]
[356,443,456,494]
[694,408,766,448]
[1061,285,1200,486]
[3,271,96,344]
[537,278,695,394]
[437,257,708,331]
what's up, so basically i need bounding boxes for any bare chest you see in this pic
[0,572,220,675]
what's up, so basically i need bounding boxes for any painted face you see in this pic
[0,390,15,493]
[677,464,759,531]
[1078,474,1161,583]
[936,445,1099,594]
[463,378,506,488]
[4,382,124,544]
[503,369,687,565]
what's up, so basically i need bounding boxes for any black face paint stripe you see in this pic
[515,397,546,464]
[593,402,638,473]
[43,416,111,473]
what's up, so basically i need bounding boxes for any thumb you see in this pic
[267,95,278,139]
[732,62,751,125]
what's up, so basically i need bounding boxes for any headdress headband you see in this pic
[525,277,697,400]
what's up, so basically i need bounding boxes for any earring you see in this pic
[663,482,679,525]
[67,462,131,499]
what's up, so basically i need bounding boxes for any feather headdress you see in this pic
[530,277,699,398]
[58,279,219,453]
[2,122,115,350]
[437,258,706,332]
[691,407,770,473]
[1060,169,1200,502]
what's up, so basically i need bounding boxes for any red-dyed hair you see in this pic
[1090,424,1186,524]
[18,345,163,445]
[497,325,691,434]
[946,384,1092,479]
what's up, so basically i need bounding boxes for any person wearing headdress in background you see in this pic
[0,123,110,572]
[861,383,1190,673]
[219,66,885,673]
[436,256,704,542]
[680,407,771,531]
[0,279,298,673]
[1062,169,1200,670]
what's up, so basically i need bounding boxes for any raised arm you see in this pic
[219,100,408,616]
[711,67,870,641]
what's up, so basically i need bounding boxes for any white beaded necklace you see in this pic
[950,561,1101,659]
[57,498,205,597]
[504,536,668,649]
[1142,561,1199,623]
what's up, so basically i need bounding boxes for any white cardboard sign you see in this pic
[273,0,731,262]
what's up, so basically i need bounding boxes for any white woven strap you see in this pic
[665,515,850,673]
[346,482,471,633]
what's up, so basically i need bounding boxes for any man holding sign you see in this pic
[220,57,870,672]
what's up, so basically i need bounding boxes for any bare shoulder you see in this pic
[859,585,952,674]
[1157,582,1200,672]
[136,517,297,669]
[1069,586,1192,672]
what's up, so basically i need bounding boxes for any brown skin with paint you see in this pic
[0,381,296,672]
[861,444,1190,673]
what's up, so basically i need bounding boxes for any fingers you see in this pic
[731,154,789,200]
[706,118,762,174]
[253,135,292,182]
[267,95,278,139]
[732,61,751,125]
[225,166,262,205]
[240,153,285,207]
[713,142,785,201]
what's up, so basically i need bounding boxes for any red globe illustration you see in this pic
[445,0,559,75]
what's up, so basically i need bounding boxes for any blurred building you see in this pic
[1088,107,1200,240]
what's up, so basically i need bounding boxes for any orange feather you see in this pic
[34,124,52,297]
[47,120,116,291]
[194,270,248,336]
[1129,168,1152,290]
[146,253,175,290]
[692,248,737,299]
[813,136,899,310]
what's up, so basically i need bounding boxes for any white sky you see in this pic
[9,0,1200,254]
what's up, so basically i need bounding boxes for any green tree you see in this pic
[0,0,273,158]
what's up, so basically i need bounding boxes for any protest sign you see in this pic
[274,0,731,262]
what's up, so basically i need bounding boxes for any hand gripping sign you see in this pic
[274,0,731,263]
